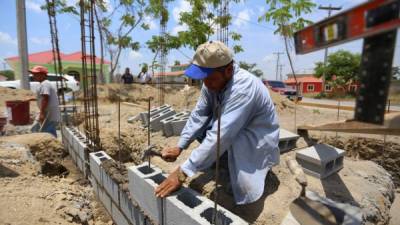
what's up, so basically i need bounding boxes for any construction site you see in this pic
[1,0,400,225]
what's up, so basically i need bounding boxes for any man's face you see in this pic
[203,64,233,92]
[32,73,47,82]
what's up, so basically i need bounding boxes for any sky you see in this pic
[0,0,399,80]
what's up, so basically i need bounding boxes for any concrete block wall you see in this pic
[63,126,248,225]
[296,144,345,179]
[127,163,249,225]
[171,116,189,136]
[279,129,300,153]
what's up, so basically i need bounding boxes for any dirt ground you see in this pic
[1,84,399,225]
[0,136,112,225]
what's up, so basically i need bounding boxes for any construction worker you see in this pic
[121,67,134,84]
[155,41,280,205]
[138,64,152,84]
[28,65,60,137]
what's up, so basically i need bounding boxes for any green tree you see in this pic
[44,0,150,80]
[0,70,15,80]
[174,60,181,66]
[259,0,316,90]
[314,50,361,89]
[238,61,263,77]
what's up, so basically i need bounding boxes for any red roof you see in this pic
[285,76,322,84]
[6,50,110,64]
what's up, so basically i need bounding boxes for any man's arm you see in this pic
[39,94,49,123]
[155,93,253,197]
[180,93,253,177]
[161,86,212,161]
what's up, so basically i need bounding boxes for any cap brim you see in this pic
[184,64,214,80]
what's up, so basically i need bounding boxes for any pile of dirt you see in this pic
[269,89,296,113]
[89,84,200,111]
[0,133,68,176]
[0,87,35,108]
[323,137,400,187]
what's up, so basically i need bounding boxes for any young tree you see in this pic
[314,50,361,89]
[44,0,150,82]
[259,0,316,89]
[238,61,263,77]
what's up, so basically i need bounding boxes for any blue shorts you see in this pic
[31,121,58,138]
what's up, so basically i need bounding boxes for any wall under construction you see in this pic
[61,125,249,225]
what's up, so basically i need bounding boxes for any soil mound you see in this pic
[0,87,35,108]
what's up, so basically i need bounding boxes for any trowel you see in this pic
[287,160,340,225]
[141,144,162,162]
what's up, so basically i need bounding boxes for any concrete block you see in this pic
[296,144,345,179]
[112,202,130,225]
[161,111,190,137]
[89,151,112,183]
[140,105,171,125]
[76,154,84,173]
[280,191,362,225]
[89,175,99,199]
[102,166,120,206]
[99,185,112,214]
[128,163,163,224]
[164,187,206,225]
[120,190,146,225]
[128,114,141,123]
[171,117,189,136]
[279,129,300,153]
[149,108,176,131]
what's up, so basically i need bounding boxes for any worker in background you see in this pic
[155,41,280,205]
[138,64,152,84]
[28,66,60,138]
[121,67,134,84]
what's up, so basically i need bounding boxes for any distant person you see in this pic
[121,67,134,84]
[28,65,60,138]
[138,65,152,84]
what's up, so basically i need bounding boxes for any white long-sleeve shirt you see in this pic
[178,64,280,204]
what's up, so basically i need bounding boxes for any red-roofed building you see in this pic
[284,74,323,94]
[5,50,111,83]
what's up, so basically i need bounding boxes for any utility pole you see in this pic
[273,52,284,80]
[16,0,30,90]
[318,4,342,92]
[279,64,284,81]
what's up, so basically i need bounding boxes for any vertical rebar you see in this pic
[213,102,222,225]
[147,98,151,167]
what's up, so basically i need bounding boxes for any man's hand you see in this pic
[39,112,46,123]
[155,167,182,198]
[161,147,181,162]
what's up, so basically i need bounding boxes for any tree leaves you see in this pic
[314,50,361,88]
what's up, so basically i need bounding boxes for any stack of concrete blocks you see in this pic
[160,111,190,137]
[279,129,300,153]
[61,126,90,177]
[296,144,345,179]
[140,105,172,126]
[280,190,362,225]
[128,163,249,225]
[89,151,149,225]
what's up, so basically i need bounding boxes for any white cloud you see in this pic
[144,16,158,30]
[30,37,50,45]
[171,24,188,35]
[0,32,17,45]
[262,54,274,63]
[26,0,43,13]
[233,9,253,27]
[128,50,142,60]
[173,0,191,22]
